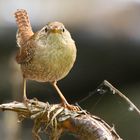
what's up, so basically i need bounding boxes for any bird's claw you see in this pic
[62,102,80,111]
[23,97,30,104]
[23,97,32,110]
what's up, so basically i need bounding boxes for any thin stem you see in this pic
[104,80,140,116]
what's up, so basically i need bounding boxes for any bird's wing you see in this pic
[16,39,35,64]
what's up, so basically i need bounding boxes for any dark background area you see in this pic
[0,1,140,140]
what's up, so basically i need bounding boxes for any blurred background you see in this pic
[0,0,140,139]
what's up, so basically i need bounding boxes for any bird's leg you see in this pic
[51,81,79,111]
[23,78,27,100]
[22,78,38,111]
[22,78,30,104]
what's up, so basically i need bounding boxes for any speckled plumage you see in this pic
[18,29,76,82]
[14,9,79,111]
[15,13,76,83]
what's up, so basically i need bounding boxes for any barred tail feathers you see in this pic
[14,9,34,46]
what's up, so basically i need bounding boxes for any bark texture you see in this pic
[0,99,122,140]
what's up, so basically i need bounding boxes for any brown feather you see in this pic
[16,37,36,64]
[14,9,34,46]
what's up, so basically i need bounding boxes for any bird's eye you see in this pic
[62,28,65,32]
[44,27,48,32]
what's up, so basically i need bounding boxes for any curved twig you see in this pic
[0,99,122,140]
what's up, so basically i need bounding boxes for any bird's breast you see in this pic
[21,41,76,82]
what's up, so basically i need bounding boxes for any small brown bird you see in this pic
[14,9,78,110]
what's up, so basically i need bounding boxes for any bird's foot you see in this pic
[23,97,31,110]
[62,102,80,111]
[23,96,30,103]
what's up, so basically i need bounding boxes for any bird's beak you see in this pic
[49,26,62,34]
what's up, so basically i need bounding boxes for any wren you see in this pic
[14,9,78,110]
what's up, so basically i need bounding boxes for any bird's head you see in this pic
[36,21,73,45]
[45,22,65,34]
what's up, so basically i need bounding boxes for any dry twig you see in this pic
[79,80,140,116]
[103,80,140,115]
[0,99,122,140]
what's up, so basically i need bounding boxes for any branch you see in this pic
[0,99,122,140]
[103,80,140,115]
[79,80,140,116]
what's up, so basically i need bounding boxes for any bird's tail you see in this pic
[14,9,34,46]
